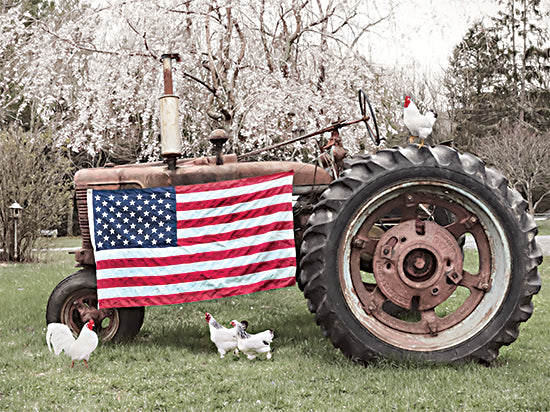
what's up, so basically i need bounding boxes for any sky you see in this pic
[367,0,550,73]
[361,0,501,73]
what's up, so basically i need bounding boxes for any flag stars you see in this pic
[92,188,176,250]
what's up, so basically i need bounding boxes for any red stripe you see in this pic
[98,277,296,309]
[174,171,293,195]
[97,257,296,288]
[176,184,292,212]
[177,220,293,246]
[177,202,292,229]
[96,238,295,270]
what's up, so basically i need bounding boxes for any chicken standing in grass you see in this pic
[403,95,437,147]
[46,319,98,368]
[231,320,274,360]
[205,312,242,358]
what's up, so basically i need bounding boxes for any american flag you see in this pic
[88,172,296,309]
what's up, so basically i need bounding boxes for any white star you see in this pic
[123,194,128,200]
[109,195,115,201]
[165,192,171,197]
[116,200,121,206]
[151,239,157,245]
[137,194,142,200]
[95,195,100,201]
[123,239,129,245]
[98,242,103,248]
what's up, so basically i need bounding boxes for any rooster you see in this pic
[205,312,242,358]
[403,95,437,147]
[230,320,274,360]
[46,320,98,368]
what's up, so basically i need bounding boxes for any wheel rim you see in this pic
[339,181,511,351]
[60,288,120,342]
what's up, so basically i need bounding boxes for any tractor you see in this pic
[46,55,542,364]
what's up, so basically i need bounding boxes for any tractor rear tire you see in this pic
[299,145,542,364]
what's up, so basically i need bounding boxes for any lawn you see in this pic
[0,238,548,411]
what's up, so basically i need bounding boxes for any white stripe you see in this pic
[97,266,296,300]
[176,175,292,201]
[177,210,294,239]
[96,246,296,279]
[87,189,96,249]
[176,193,291,220]
[95,228,295,261]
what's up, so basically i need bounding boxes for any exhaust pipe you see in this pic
[159,53,182,171]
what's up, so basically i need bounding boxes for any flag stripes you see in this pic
[89,172,296,309]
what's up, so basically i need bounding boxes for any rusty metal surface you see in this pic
[74,156,333,266]
[344,188,495,339]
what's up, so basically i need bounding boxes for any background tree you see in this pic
[0,128,72,261]
[478,124,550,216]
[4,0,395,165]
[444,0,549,152]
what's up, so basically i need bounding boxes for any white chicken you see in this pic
[403,95,437,147]
[230,320,274,360]
[46,319,98,368]
[205,312,241,358]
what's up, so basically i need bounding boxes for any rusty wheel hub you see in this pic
[372,219,464,311]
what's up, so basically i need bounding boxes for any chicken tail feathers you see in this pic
[46,323,75,356]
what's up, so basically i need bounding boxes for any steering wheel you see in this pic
[358,89,381,146]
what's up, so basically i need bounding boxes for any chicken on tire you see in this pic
[46,268,145,342]
[299,145,542,364]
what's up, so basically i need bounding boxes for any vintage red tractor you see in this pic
[46,55,542,364]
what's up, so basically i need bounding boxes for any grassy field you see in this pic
[0,237,548,411]
[536,218,550,236]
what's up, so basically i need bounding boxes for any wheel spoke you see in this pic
[399,196,418,222]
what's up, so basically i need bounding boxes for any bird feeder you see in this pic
[9,202,22,260]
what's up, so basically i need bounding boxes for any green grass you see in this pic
[536,218,550,236]
[1,240,549,411]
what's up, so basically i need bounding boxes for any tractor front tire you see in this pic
[46,268,145,342]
